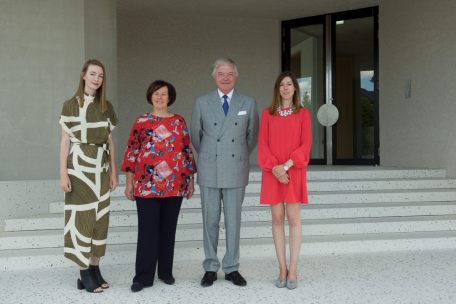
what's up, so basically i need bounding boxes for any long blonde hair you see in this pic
[73,59,108,113]
[269,71,302,115]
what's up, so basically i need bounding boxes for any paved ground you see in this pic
[1,249,456,304]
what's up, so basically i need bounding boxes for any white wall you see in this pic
[117,12,281,166]
[0,0,117,181]
[84,0,118,112]
[0,0,84,181]
[0,0,117,228]
[379,0,456,175]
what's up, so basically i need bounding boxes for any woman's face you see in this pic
[279,76,296,103]
[151,86,170,111]
[83,64,104,95]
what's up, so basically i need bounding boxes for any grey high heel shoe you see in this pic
[286,279,298,290]
[275,278,287,288]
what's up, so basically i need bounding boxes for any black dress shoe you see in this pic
[200,271,217,287]
[159,276,175,285]
[131,282,144,292]
[225,271,247,286]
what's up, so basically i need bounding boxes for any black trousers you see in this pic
[133,196,183,285]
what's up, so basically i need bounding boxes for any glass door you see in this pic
[282,7,379,165]
[282,16,326,164]
[332,8,379,164]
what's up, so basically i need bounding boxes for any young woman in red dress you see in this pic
[121,80,196,292]
[258,71,312,290]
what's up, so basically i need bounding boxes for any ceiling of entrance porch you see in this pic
[117,0,379,20]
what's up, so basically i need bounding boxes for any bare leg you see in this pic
[90,256,100,266]
[285,203,302,281]
[270,203,287,280]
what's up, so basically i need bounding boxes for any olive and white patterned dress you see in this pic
[59,95,118,268]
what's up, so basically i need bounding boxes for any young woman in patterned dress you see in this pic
[121,80,196,292]
[60,59,118,293]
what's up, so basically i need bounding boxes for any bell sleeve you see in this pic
[181,118,197,176]
[257,110,279,172]
[121,119,141,173]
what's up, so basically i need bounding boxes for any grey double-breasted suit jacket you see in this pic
[191,90,259,188]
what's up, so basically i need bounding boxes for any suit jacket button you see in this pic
[232,154,235,157]
[214,122,217,126]
[232,139,234,142]
[217,139,220,142]
[235,122,238,125]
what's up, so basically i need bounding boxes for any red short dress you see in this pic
[257,108,312,204]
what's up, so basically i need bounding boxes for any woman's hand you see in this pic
[124,182,135,201]
[110,171,118,191]
[277,173,289,184]
[60,174,72,192]
[186,178,195,199]
[59,129,71,193]
[272,165,287,179]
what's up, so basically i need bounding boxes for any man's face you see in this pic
[214,63,237,94]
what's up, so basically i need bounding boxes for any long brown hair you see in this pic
[73,59,108,113]
[269,71,302,115]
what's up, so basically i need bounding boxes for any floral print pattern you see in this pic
[121,114,196,198]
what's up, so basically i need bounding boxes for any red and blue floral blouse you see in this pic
[121,113,196,198]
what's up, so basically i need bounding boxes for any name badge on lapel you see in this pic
[238,111,247,116]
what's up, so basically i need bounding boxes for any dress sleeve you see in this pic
[59,99,76,136]
[180,118,197,175]
[107,101,119,131]
[121,119,141,173]
[257,110,279,172]
[290,109,312,168]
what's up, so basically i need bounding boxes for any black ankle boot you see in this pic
[77,269,103,293]
[89,264,109,288]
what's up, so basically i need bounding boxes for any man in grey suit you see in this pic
[191,58,259,287]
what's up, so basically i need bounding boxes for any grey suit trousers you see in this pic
[200,186,245,273]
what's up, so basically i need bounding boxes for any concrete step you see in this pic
[2,214,456,250]
[2,230,456,271]
[1,166,454,271]
[305,167,447,180]
[108,178,456,198]
[6,201,456,232]
[48,189,456,213]
[117,167,447,185]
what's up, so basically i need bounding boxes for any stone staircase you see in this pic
[2,166,456,271]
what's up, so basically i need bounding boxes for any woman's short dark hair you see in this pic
[146,80,177,106]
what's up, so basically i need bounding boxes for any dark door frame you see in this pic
[282,15,327,165]
[281,6,379,166]
[331,6,379,165]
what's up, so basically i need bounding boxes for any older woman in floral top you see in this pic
[121,80,196,292]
